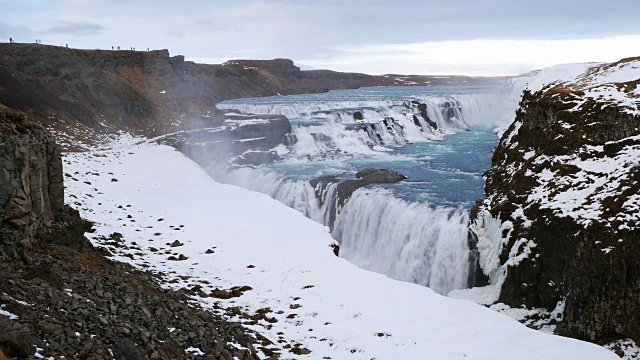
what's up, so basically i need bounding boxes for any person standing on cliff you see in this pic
[9,38,12,43]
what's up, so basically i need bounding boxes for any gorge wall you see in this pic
[0,43,506,150]
[472,58,640,344]
[0,44,377,146]
[0,104,67,260]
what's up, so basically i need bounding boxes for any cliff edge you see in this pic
[472,57,640,345]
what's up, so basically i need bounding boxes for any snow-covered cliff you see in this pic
[471,57,640,348]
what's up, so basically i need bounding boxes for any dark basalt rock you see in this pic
[416,102,438,129]
[466,230,489,288]
[0,43,399,143]
[336,168,407,207]
[0,105,65,260]
[473,82,640,344]
[0,114,267,359]
[353,111,364,121]
[161,113,294,168]
[309,175,338,200]
[308,169,407,229]
[234,151,282,167]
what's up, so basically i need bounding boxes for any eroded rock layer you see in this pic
[473,58,640,344]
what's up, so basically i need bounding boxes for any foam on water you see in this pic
[334,188,470,294]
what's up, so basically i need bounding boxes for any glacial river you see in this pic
[214,86,505,294]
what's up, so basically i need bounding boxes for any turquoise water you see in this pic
[220,86,500,208]
[266,127,496,208]
[215,86,502,293]
[222,85,502,103]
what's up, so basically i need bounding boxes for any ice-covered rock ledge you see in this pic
[63,135,614,359]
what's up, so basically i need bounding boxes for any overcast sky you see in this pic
[1,0,639,75]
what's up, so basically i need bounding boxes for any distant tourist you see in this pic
[112,46,114,50]
[66,44,68,48]
[9,38,13,43]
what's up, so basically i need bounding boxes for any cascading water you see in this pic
[206,86,502,295]
[334,189,471,294]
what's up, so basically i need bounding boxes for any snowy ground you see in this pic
[61,135,616,359]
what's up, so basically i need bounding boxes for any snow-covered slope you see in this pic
[62,135,615,359]
[494,58,640,135]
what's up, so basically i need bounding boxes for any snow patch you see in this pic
[61,135,616,360]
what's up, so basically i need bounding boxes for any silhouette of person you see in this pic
[66,44,68,48]
[9,38,12,43]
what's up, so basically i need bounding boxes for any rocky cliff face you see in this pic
[0,104,66,260]
[0,44,380,147]
[153,110,294,168]
[0,104,264,359]
[472,58,640,344]
[0,43,507,150]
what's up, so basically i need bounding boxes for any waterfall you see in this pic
[207,166,471,295]
[218,94,502,158]
[204,89,502,295]
[334,189,470,295]
[207,166,338,225]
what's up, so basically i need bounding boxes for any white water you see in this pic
[219,94,503,159]
[208,166,336,225]
[207,165,472,294]
[209,88,504,295]
[335,189,471,294]
[218,95,500,129]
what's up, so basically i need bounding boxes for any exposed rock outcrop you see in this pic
[472,58,640,344]
[0,227,264,360]
[309,169,407,228]
[408,101,438,130]
[0,45,406,144]
[156,111,294,167]
[0,105,267,359]
[338,169,408,203]
[0,105,65,260]
[0,43,506,150]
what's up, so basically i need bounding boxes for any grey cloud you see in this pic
[45,21,104,35]
[3,0,639,74]
[0,21,31,39]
